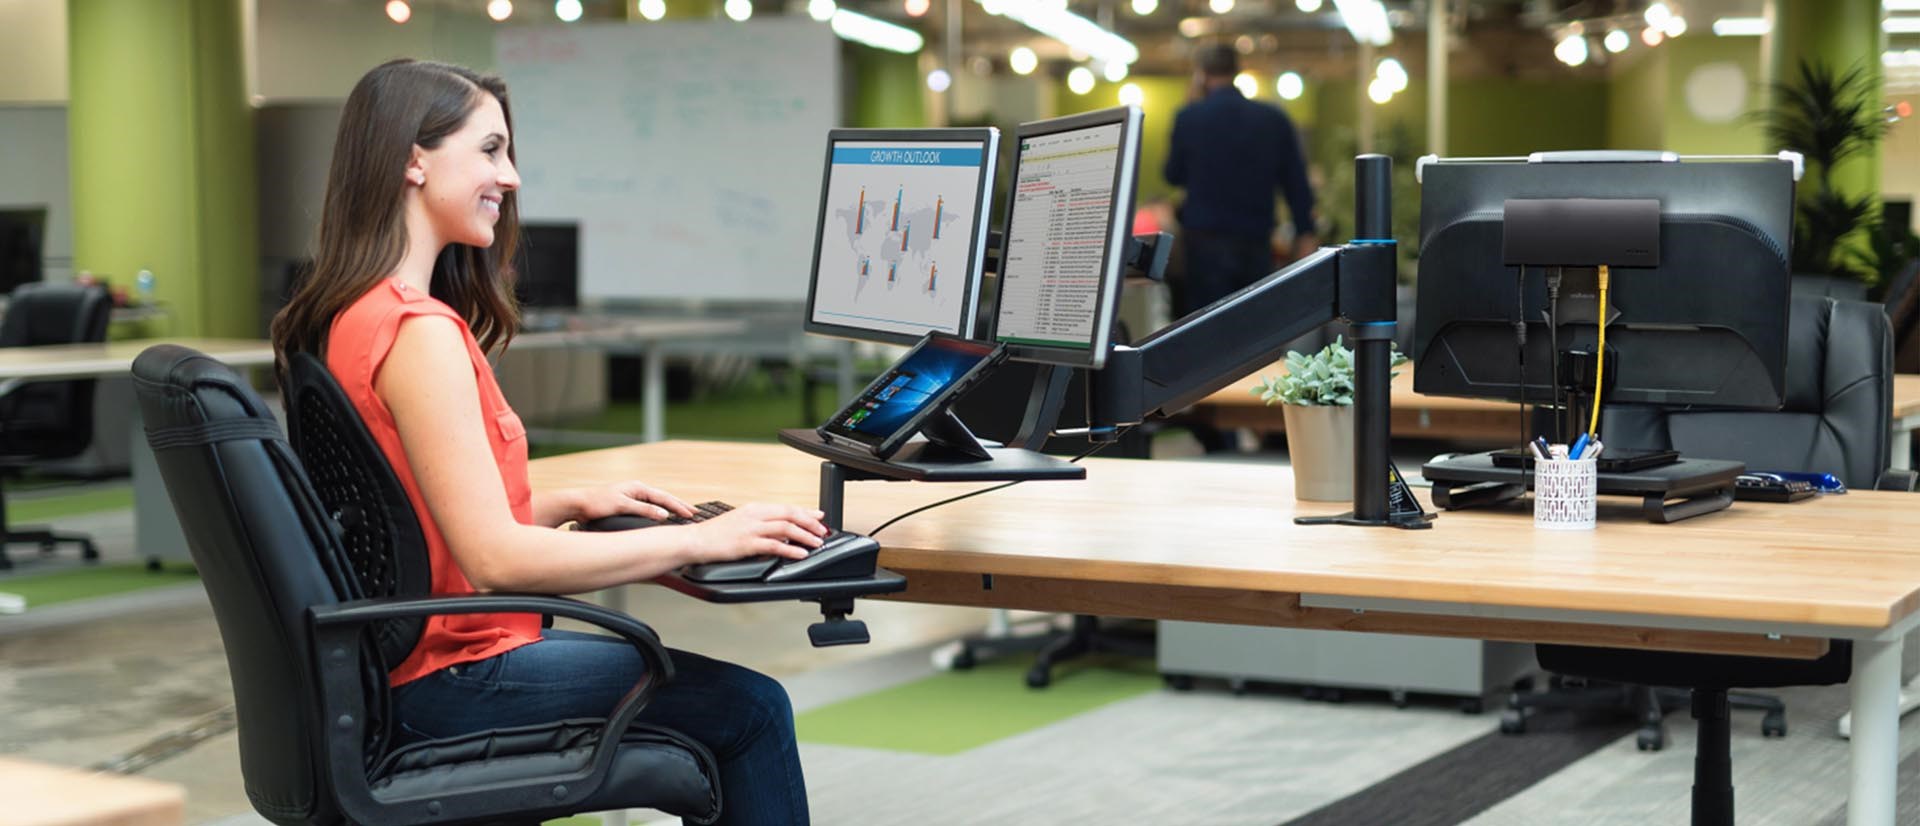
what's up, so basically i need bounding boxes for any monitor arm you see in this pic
[1087,154,1420,528]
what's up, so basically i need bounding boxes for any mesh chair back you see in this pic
[284,352,431,668]
[0,282,111,458]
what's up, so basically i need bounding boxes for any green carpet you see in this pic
[0,562,199,609]
[8,484,134,523]
[796,655,1162,756]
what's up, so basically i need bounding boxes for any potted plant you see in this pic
[1756,60,1894,296]
[1252,336,1406,502]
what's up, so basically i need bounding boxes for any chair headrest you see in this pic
[1,282,111,347]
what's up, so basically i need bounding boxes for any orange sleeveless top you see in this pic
[328,278,542,687]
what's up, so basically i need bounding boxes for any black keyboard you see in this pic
[670,500,735,525]
[581,501,874,584]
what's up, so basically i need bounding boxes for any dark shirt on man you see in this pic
[1165,85,1315,241]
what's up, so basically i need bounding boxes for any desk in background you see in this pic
[529,440,1920,826]
[1189,365,1920,470]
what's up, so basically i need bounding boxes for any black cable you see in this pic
[866,430,1126,538]
[1546,267,1564,445]
[1515,265,1528,451]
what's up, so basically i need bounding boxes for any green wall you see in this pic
[1050,75,1187,204]
[68,0,256,337]
[846,45,924,128]
[1608,50,1668,150]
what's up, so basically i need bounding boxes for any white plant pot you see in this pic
[1281,403,1354,502]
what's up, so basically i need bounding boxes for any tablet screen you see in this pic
[821,334,998,450]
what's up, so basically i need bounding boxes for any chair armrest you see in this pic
[0,377,25,402]
[307,593,671,824]
[1875,469,1918,492]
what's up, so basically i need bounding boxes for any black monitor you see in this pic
[1412,154,1798,410]
[987,106,1142,369]
[512,222,579,309]
[804,128,1000,346]
[0,209,47,296]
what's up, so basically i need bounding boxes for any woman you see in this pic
[269,59,820,824]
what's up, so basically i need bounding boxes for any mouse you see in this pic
[762,531,881,583]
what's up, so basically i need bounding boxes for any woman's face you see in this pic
[412,93,519,250]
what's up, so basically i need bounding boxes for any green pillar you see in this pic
[1770,0,1883,196]
[846,45,925,128]
[68,0,257,338]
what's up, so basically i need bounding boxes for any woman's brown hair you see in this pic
[270,59,520,370]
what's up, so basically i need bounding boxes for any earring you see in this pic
[408,172,425,186]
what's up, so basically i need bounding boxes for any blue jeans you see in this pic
[391,629,808,825]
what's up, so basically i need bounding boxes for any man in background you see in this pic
[1165,43,1318,319]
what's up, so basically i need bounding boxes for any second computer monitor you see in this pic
[804,128,1000,347]
[988,106,1142,370]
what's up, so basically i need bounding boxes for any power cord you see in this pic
[866,429,1129,538]
[1545,267,1564,444]
[1514,265,1529,451]
[1587,264,1610,439]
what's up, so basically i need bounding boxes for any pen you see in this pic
[1569,433,1591,460]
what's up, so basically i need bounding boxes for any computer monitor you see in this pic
[1412,155,1797,410]
[0,209,47,296]
[987,106,1142,370]
[512,222,579,309]
[804,128,1000,347]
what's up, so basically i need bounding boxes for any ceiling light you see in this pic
[1642,26,1664,46]
[927,69,951,91]
[1210,0,1234,14]
[488,0,513,20]
[1604,29,1630,51]
[724,0,751,20]
[1376,57,1407,92]
[385,0,411,23]
[1118,82,1144,105]
[1296,0,1322,10]
[555,0,582,21]
[905,0,930,16]
[1130,0,1157,14]
[638,0,667,19]
[1644,2,1672,29]
[1663,15,1687,36]
[1555,33,1589,66]
[1177,17,1207,37]
[1068,66,1096,94]
[830,9,923,51]
[983,0,1140,65]
[1886,18,1920,34]
[1104,60,1129,81]
[1331,0,1391,45]
[1009,46,1039,74]
[1276,71,1304,100]
[1711,17,1769,36]
[1889,0,1920,10]
[808,0,835,20]
[1368,76,1393,103]
[1234,71,1259,97]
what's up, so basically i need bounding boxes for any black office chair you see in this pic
[0,281,111,569]
[131,344,723,826]
[1504,296,1915,826]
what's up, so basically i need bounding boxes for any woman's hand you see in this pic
[686,504,830,563]
[570,481,699,523]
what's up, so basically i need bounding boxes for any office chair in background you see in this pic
[0,281,111,569]
[133,345,723,826]
[1504,296,1917,824]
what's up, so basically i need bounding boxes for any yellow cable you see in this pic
[1588,264,1608,437]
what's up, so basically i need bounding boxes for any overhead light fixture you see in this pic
[1068,66,1096,94]
[1376,57,1407,92]
[927,69,952,91]
[1604,29,1630,51]
[1233,71,1259,98]
[488,0,513,20]
[1663,15,1687,36]
[1368,76,1393,103]
[1009,45,1039,74]
[1130,0,1157,14]
[1118,82,1144,106]
[1177,17,1208,37]
[638,0,667,19]
[1641,26,1664,46]
[1103,60,1129,81]
[555,0,582,21]
[1888,0,1920,10]
[1276,71,1304,100]
[1296,0,1322,10]
[1209,0,1233,13]
[905,0,930,16]
[807,0,835,21]
[981,0,1140,66]
[1555,33,1589,66]
[1886,17,1920,33]
[1331,0,1391,45]
[830,9,923,51]
[1711,17,1769,36]
[724,0,751,21]
[1644,2,1672,30]
[385,0,411,23]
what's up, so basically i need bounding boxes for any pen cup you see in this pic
[1533,457,1597,530]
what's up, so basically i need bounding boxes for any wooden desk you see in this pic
[0,757,185,826]
[529,441,1920,826]
[1192,365,1920,470]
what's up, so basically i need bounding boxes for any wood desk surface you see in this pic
[531,441,1920,657]
[0,338,275,381]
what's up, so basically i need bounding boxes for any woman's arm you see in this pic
[377,315,827,594]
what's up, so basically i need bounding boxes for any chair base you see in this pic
[1501,677,1785,751]
[946,614,1155,689]
[0,528,100,571]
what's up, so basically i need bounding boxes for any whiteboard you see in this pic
[496,21,839,302]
